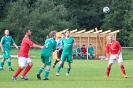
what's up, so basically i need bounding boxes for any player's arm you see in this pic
[116,41,122,59]
[0,43,4,52]
[105,44,110,60]
[73,38,76,46]
[13,43,19,50]
[11,37,18,49]
[53,41,57,52]
[33,44,44,49]
[27,39,44,49]
[58,45,63,52]
[0,37,4,52]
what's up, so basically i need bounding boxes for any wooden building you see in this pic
[53,28,119,59]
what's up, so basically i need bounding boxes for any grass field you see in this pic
[0,48,133,88]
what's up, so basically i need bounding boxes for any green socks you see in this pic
[44,70,50,78]
[0,62,4,68]
[57,65,62,73]
[7,60,11,68]
[37,67,44,74]
[67,68,71,74]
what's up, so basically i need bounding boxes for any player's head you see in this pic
[107,34,113,42]
[65,30,70,37]
[77,45,80,47]
[61,32,65,38]
[5,29,9,36]
[82,44,85,47]
[24,29,31,36]
[49,31,56,39]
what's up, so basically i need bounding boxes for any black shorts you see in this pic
[57,49,63,59]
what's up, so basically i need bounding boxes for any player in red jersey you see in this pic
[12,29,44,81]
[105,34,127,78]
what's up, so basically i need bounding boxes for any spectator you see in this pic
[87,44,95,59]
[74,45,82,60]
[81,44,87,59]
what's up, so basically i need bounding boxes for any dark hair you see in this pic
[24,29,29,35]
[65,30,70,34]
[83,44,85,46]
[62,32,65,35]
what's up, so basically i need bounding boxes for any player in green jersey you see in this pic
[74,45,82,59]
[36,31,57,80]
[56,30,76,76]
[87,44,95,59]
[0,29,18,71]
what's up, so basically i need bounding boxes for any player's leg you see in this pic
[56,52,67,76]
[56,61,64,76]
[76,52,78,60]
[53,49,62,68]
[80,53,83,60]
[12,57,26,81]
[21,58,33,80]
[41,55,51,80]
[66,62,71,76]
[118,53,127,78]
[105,63,112,77]
[5,50,14,71]
[105,55,115,78]
[37,55,46,80]
[7,58,14,71]
[82,52,84,59]
[66,54,73,76]
[91,53,95,59]
[0,58,6,70]
[44,65,50,80]
[0,50,8,70]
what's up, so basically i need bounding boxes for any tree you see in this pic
[0,0,78,44]
[101,0,132,46]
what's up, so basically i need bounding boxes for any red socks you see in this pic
[120,65,126,75]
[106,67,111,76]
[22,65,32,76]
[13,67,23,77]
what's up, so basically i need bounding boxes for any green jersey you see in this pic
[41,38,56,56]
[62,37,75,53]
[74,47,81,53]
[88,46,94,53]
[0,36,14,49]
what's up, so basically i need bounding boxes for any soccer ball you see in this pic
[103,6,110,13]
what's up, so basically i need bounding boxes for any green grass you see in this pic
[0,58,133,88]
[0,48,133,88]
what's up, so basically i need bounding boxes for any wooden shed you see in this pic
[53,28,119,59]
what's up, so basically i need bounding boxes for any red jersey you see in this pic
[106,40,122,54]
[18,36,34,58]
[81,48,87,54]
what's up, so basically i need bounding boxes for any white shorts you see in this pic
[109,53,123,64]
[18,57,32,66]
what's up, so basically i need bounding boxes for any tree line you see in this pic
[0,0,133,46]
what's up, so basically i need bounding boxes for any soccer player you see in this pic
[36,31,57,80]
[105,34,127,78]
[56,30,76,76]
[12,29,44,81]
[0,29,18,71]
[74,45,82,60]
[53,32,65,68]
[87,44,95,59]
[81,44,87,59]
